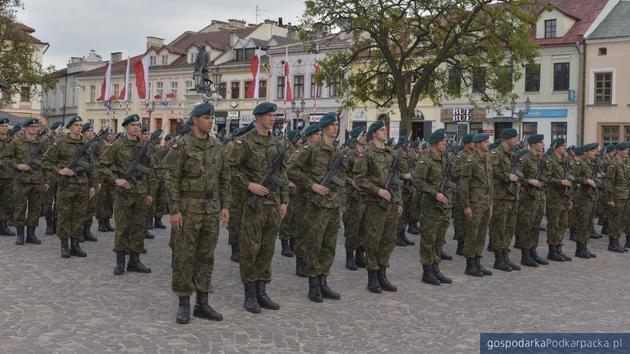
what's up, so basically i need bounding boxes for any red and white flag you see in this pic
[96,62,112,102]
[134,55,150,100]
[283,47,293,103]
[313,60,321,113]
[119,56,131,101]
[247,48,265,99]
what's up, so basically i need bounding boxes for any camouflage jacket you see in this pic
[413,149,453,209]
[605,158,630,202]
[520,150,545,200]
[0,134,46,184]
[460,150,493,207]
[572,157,595,197]
[164,133,231,215]
[345,145,366,198]
[543,153,570,203]
[491,144,519,201]
[0,134,13,179]
[99,135,156,195]
[355,143,402,204]
[42,134,98,188]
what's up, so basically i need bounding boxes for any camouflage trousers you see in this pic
[42,181,56,220]
[342,192,367,252]
[304,203,340,277]
[154,179,167,218]
[608,198,629,239]
[278,191,297,241]
[396,188,415,233]
[289,194,309,258]
[489,199,518,251]
[239,203,280,283]
[96,183,114,220]
[364,200,400,271]
[545,198,570,246]
[113,192,149,253]
[227,193,245,246]
[419,201,450,266]
[0,178,13,221]
[14,182,42,228]
[514,195,544,250]
[56,184,89,239]
[464,202,491,258]
[453,195,466,241]
[170,206,219,297]
[574,192,595,244]
[84,188,96,226]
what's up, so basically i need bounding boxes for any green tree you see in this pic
[302,0,540,133]
[0,0,55,104]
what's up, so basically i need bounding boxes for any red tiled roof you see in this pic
[78,54,145,77]
[168,25,259,52]
[534,0,608,46]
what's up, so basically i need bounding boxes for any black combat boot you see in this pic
[407,222,420,235]
[355,247,367,268]
[280,239,294,257]
[145,230,155,239]
[113,252,126,275]
[608,237,625,253]
[308,277,323,302]
[70,238,87,257]
[319,275,341,299]
[256,280,279,310]
[547,245,564,261]
[243,282,260,313]
[475,256,493,276]
[193,291,223,321]
[82,224,98,242]
[422,264,440,285]
[176,296,190,324]
[503,250,521,271]
[493,251,512,272]
[127,252,151,272]
[154,216,166,229]
[45,216,55,235]
[60,238,71,258]
[146,217,154,230]
[433,263,452,284]
[376,267,397,291]
[601,222,610,235]
[569,228,576,241]
[513,236,522,250]
[440,249,453,261]
[456,240,464,256]
[591,230,603,239]
[98,218,109,232]
[25,227,41,244]
[396,231,408,246]
[230,244,240,263]
[575,242,589,259]
[367,270,382,293]
[295,256,306,277]
[557,245,572,261]
[15,226,25,245]
[0,221,15,236]
[345,250,357,271]
[530,247,549,265]
[402,232,415,246]
[585,244,597,258]
[465,257,483,277]
[625,235,630,251]
[520,248,538,267]
[598,216,604,226]
[104,218,115,232]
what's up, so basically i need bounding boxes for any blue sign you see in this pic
[524,108,568,118]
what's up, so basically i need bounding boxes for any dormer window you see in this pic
[544,19,557,38]
[235,49,244,61]
[244,48,255,61]
[598,48,607,56]
[161,55,168,65]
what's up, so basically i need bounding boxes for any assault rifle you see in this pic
[121,128,163,185]
[58,127,110,186]
[563,152,575,199]
[18,128,53,178]
[586,147,605,198]
[436,156,457,212]
[507,140,526,195]
[378,151,403,210]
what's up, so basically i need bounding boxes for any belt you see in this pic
[181,191,214,199]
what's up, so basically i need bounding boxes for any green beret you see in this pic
[500,128,518,139]
[615,142,627,151]
[582,143,597,153]
[164,133,172,141]
[24,118,40,127]
[386,138,395,146]
[574,146,584,155]
[0,118,10,125]
[81,122,93,133]
[10,122,23,134]
[50,121,63,130]
[191,102,215,117]
[304,124,321,137]
[350,126,366,139]
[318,112,337,128]
[179,123,192,136]
[253,102,277,116]
[65,115,82,129]
[551,138,566,149]
[428,130,445,144]
[473,134,490,143]
[456,145,465,153]
[287,129,300,141]
[141,125,149,133]
[411,140,421,149]
[605,143,617,153]
[434,128,445,135]
[122,114,140,127]
[398,135,408,145]
[527,134,544,144]
[367,120,385,135]
[346,137,356,146]
[462,134,474,144]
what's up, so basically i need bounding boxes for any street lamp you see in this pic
[511,96,531,119]
[145,100,156,126]
[291,98,306,128]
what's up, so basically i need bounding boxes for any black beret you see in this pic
[473,134,490,143]
[350,126,366,139]
[65,115,82,129]
[81,122,93,133]
[191,102,215,117]
[462,134,474,144]
[527,134,544,144]
[304,124,321,137]
[551,138,566,149]
[500,128,518,139]
[122,114,140,127]
[50,121,64,130]
[0,118,9,125]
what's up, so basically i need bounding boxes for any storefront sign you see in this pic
[441,108,485,123]
[352,111,367,121]
[227,111,239,120]
[523,108,568,119]
[240,113,255,124]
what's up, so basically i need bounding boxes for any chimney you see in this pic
[146,36,165,49]
[111,52,122,63]
[230,33,239,47]
[278,17,283,26]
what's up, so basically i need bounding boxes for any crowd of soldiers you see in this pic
[0,101,628,325]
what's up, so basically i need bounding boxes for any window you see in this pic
[150,56,156,66]
[244,81,252,97]
[448,67,462,95]
[235,49,244,62]
[551,122,567,142]
[525,64,541,92]
[310,75,322,98]
[328,76,340,97]
[99,119,108,128]
[245,48,255,61]
[294,75,304,98]
[601,125,619,145]
[277,76,285,100]
[598,48,607,56]
[553,63,570,91]
[472,67,486,93]
[127,83,132,100]
[89,85,96,102]
[544,19,557,38]
[231,81,240,99]
[185,80,193,93]
[161,55,168,65]
[190,52,198,64]
[170,81,178,97]
[469,123,483,134]
[156,82,163,98]
[217,82,227,99]
[113,84,119,99]
[20,86,30,102]
[523,122,538,140]
[148,82,152,97]
[259,80,267,98]
[500,66,513,91]
[594,72,612,104]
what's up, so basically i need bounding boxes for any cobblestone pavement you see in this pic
[1,217,630,354]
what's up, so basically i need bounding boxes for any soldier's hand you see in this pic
[403,173,412,180]
[88,187,96,199]
[17,163,31,171]
[377,188,391,201]
[608,201,615,208]
[171,212,183,230]
[114,178,131,190]
[509,173,519,182]
[587,179,597,188]
[436,192,448,205]
[220,208,229,224]
[561,179,572,187]
[529,179,542,188]
[351,180,362,191]
[146,195,153,206]
[464,207,473,221]
[248,182,269,196]
[97,183,102,193]
[398,206,403,215]
[279,203,288,220]
[288,181,296,189]
[58,167,75,176]
[43,183,49,192]
[311,183,329,196]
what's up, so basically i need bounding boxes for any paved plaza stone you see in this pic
[1,218,630,353]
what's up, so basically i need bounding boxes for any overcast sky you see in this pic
[17,0,305,69]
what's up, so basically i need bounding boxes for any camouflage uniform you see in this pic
[396,148,416,237]
[543,153,572,259]
[226,142,245,254]
[572,156,597,256]
[96,139,115,228]
[605,157,629,251]
[489,145,519,254]
[151,144,169,226]
[451,148,473,249]
[342,145,367,262]
[514,151,546,264]
[278,144,299,246]
[0,133,14,231]
[41,133,61,234]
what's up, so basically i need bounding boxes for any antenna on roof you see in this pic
[255,4,270,24]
